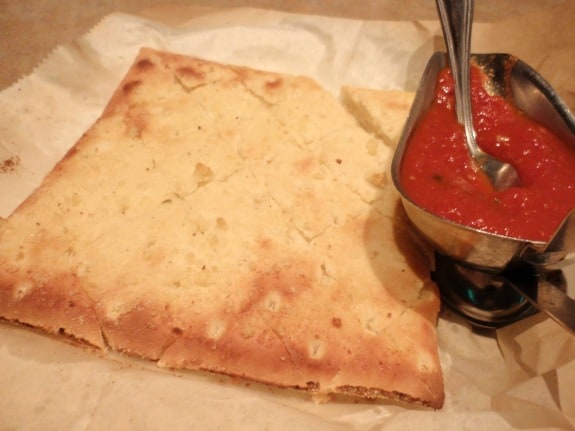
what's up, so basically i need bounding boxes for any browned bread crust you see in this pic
[0,48,444,408]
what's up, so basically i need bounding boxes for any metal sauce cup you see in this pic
[392,52,575,270]
[391,52,575,332]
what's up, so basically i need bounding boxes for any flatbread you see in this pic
[341,87,415,147]
[0,48,443,408]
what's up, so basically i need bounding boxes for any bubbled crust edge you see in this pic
[0,267,105,349]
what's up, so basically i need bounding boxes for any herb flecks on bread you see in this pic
[0,48,444,408]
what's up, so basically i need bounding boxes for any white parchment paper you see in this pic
[1,5,574,430]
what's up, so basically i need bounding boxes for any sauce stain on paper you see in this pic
[1,156,20,173]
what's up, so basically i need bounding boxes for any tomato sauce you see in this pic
[400,65,575,242]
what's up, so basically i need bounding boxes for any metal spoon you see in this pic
[435,0,520,190]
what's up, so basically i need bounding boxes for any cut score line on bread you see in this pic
[0,47,444,409]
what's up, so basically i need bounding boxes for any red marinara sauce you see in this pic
[400,65,575,242]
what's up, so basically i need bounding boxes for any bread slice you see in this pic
[0,48,443,408]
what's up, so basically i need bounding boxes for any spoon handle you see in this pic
[435,0,478,151]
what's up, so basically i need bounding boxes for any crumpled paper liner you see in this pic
[495,313,575,429]
[0,5,574,430]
